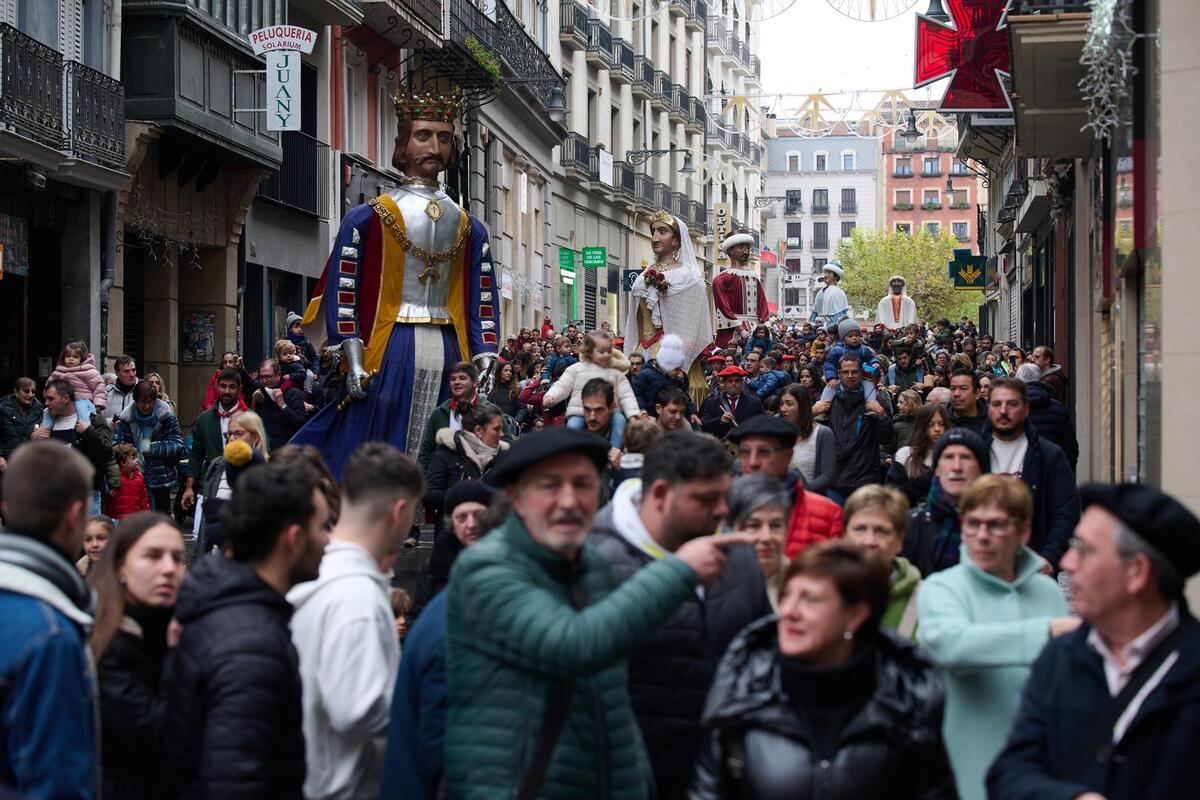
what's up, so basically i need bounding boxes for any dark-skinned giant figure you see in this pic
[291,86,498,476]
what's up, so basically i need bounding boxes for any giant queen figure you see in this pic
[292,86,498,476]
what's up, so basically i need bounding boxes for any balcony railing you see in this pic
[922,200,943,210]
[750,55,761,79]
[460,0,564,113]
[892,202,914,211]
[892,168,913,177]
[811,203,829,215]
[654,181,672,213]
[839,202,857,214]
[0,23,64,150]
[633,55,654,95]
[613,160,635,198]
[634,172,655,207]
[670,83,688,117]
[812,238,829,250]
[558,0,589,48]
[690,199,705,231]
[921,168,943,177]
[405,0,444,35]
[613,38,635,82]
[706,18,729,51]
[692,0,707,28]
[586,19,614,67]
[66,60,125,170]
[691,97,705,127]
[652,70,671,103]
[671,190,688,219]
[561,132,590,173]
[257,132,331,218]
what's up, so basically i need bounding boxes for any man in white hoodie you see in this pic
[288,442,424,800]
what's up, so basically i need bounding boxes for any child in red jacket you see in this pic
[107,444,150,520]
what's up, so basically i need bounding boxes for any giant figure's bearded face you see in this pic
[727,243,751,265]
[393,119,457,180]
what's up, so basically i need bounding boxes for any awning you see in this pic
[760,248,777,266]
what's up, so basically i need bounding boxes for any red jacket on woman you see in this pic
[784,486,843,558]
[108,466,150,519]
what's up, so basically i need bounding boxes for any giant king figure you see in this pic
[712,229,770,349]
[291,86,498,476]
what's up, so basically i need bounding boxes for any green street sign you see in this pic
[949,248,987,291]
[582,246,607,268]
[558,248,575,269]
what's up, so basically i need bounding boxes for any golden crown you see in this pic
[392,86,464,123]
[646,209,678,231]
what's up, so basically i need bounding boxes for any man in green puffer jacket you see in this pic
[444,427,751,800]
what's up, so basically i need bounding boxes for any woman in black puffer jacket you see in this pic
[690,541,955,800]
[88,511,186,800]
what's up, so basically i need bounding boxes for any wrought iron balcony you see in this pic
[893,168,914,178]
[691,97,705,127]
[811,204,829,215]
[750,55,761,80]
[669,0,688,18]
[559,0,589,49]
[613,160,635,200]
[66,61,125,170]
[651,70,670,107]
[257,132,331,218]
[0,23,64,151]
[669,83,688,120]
[654,181,672,213]
[690,199,706,231]
[561,132,591,176]
[586,18,614,68]
[812,238,829,251]
[632,55,654,98]
[686,0,705,31]
[839,202,857,215]
[612,38,635,83]
[706,18,729,52]
[921,168,943,177]
[634,172,655,208]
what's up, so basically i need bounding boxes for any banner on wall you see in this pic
[712,203,731,268]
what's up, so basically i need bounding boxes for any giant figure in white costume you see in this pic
[809,262,850,331]
[875,274,918,330]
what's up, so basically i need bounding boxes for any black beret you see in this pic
[1080,483,1200,578]
[728,415,799,448]
[931,428,989,473]
[443,480,497,515]
[486,427,610,486]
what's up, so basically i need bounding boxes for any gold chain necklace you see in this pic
[368,197,470,266]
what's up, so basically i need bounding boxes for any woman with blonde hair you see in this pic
[197,410,270,554]
[143,372,175,412]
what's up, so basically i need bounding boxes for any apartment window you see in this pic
[952,221,970,240]
[949,189,968,207]
[785,258,803,275]
[926,222,940,236]
[842,152,855,170]
[813,257,828,272]
[896,223,912,235]
[923,156,940,175]
[895,189,912,207]
[812,222,828,248]
[951,161,971,176]
[895,157,912,176]
[840,188,856,213]
[814,153,827,172]
[812,189,828,211]
[841,221,856,238]
[784,288,803,306]
[923,189,940,207]
[787,153,800,172]
[344,61,367,157]
[785,189,803,214]
[786,222,802,241]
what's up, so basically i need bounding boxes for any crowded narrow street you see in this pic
[1,0,1198,798]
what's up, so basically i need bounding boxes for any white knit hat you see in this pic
[823,262,844,279]
[657,334,685,372]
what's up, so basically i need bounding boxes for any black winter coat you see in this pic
[250,384,306,451]
[633,361,697,416]
[97,605,173,800]
[1025,381,1079,471]
[828,388,892,495]
[690,618,955,800]
[0,394,41,458]
[948,399,990,438]
[983,424,1079,570]
[160,555,305,799]
[989,612,1200,800]
[700,391,763,439]
[902,499,959,578]
[589,506,772,800]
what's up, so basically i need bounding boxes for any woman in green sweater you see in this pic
[842,485,921,639]
[917,475,1078,800]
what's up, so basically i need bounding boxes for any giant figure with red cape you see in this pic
[712,229,770,349]
[291,86,498,477]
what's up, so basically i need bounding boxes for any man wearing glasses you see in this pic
[916,474,1076,800]
[728,415,842,557]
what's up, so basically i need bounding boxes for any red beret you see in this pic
[717,365,748,377]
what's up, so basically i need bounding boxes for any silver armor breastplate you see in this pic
[387,185,464,324]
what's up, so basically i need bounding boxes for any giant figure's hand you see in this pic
[341,338,370,400]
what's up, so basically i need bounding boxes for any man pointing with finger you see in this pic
[444,427,755,800]
[590,431,771,799]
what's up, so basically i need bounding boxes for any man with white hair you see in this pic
[809,262,850,332]
[1015,361,1078,471]
[875,275,918,330]
[713,229,770,349]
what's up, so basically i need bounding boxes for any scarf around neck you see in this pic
[455,430,500,472]
[926,478,962,571]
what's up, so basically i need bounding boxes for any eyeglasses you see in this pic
[961,518,1015,536]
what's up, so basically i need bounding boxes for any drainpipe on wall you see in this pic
[99,191,117,365]
[237,236,247,355]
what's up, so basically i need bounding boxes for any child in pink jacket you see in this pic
[43,340,107,426]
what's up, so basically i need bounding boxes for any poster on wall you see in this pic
[181,311,217,363]
[0,213,29,277]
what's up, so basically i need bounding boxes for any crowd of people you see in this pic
[0,310,1198,800]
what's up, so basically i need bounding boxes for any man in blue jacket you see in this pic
[989,483,1200,800]
[0,442,97,799]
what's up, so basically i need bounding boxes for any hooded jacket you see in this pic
[287,539,397,800]
[882,556,922,639]
[1025,381,1078,471]
[690,618,955,800]
[104,379,138,422]
[588,484,772,800]
[0,532,97,800]
[113,398,186,491]
[918,546,1066,800]
[108,465,150,519]
[631,360,696,417]
[160,555,305,799]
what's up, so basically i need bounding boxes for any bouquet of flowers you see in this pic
[644,268,670,293]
